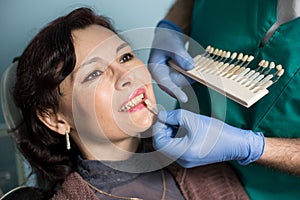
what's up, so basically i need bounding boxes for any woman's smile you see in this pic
[119,88,150,113]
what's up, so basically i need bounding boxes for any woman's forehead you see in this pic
[72,25,125,65]
[72,25,121,47]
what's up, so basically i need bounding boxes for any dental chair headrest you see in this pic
[1,61,23,132]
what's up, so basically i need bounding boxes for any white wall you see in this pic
[0,0,176,123]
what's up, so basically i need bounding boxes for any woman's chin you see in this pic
[134,115,155,131]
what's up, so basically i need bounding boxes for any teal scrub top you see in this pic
[180,0,300,199]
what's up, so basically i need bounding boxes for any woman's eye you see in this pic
[120,53,134,63]
[83,70,102,82]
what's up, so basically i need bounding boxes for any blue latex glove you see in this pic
[152,109,265,167]
[148,20,195,103]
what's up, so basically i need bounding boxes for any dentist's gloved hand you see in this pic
[152,109,265,167]
[148,20,194,103]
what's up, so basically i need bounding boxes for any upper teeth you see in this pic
[120,93,145,112]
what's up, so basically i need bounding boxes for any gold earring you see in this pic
[66,130,71,150]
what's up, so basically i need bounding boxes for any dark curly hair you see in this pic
[13,7,115,189]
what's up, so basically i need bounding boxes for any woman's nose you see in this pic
[115,67,135,90]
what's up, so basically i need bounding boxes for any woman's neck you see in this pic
[81,137,141,161]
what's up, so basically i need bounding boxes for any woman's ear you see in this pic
[36,109,70,135]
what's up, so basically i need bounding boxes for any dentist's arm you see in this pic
[164,0,194,34]
[258,138,300,176]
[148,0,195,103]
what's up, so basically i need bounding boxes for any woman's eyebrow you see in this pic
[116,42,130,53]
[80,43,129,68]
[71,57,103,81]
[80,57,103,68]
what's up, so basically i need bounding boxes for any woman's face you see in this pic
[59,25,156,156]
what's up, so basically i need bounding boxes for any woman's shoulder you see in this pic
[50,172,98,200]
[167,162,249,200]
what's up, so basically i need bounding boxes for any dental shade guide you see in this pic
[168,45,285,108]
[144,99,158,115]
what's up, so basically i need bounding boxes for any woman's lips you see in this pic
[119,88,147,112]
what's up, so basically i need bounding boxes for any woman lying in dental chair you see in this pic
[10,7,248,200]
